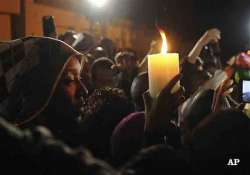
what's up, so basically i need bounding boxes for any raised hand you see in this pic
[200,28,221,46]
[143,74,185,134]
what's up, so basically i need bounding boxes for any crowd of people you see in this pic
[0,25,250,174]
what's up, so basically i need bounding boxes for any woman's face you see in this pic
[60,56,88,111]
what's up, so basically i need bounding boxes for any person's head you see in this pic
[114,51,137,71]
[111,112,145,167]
[73,33,96,54]
[92,46,108,59]
[80,87,134,160]
[0,37,89,126]
[111,112,182,167]
[49,55,88,117]
[120,145,191,175]
[91,57,116,89]
[123,48,137,59]
[190,109,250,174]
[130,72,149,111]
[58,30,77,46]
[100,38,116,59]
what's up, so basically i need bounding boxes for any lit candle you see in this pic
[148,30,179,98]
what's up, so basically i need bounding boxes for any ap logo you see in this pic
[227,159,240,166]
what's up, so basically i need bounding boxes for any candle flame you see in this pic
[159,29,168,54]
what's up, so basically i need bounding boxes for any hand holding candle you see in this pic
[148,29,180,98]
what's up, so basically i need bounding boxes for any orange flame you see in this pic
[159,29,168,54]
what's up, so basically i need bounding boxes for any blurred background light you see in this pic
[87,0,109,8]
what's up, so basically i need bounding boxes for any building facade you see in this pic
[0,0,140,50]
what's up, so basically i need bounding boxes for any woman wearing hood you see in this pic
[0,36,89,146]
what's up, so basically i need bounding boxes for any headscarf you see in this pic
[0,37,86,125]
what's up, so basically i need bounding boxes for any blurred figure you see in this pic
[91,57,116,89]
[58,30,77,46]
[115,51,138,71]
[114,51,139,97]
[100,38,116,60]
[201,41,222,73]
[73,32,96,54]
[179,67,235,145]
[91,46,108,60]
[182,28,221,97]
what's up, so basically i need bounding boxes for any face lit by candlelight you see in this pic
[159,30,168,54]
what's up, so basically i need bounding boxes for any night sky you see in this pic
[108,0,250,60]
[83,0,250,60]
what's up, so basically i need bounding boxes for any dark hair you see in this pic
[114,51,136,64]
[74,33,96,53]
[100,38,116,60]
[58,30,76,40]
[90,57,114,83]
[92,46,108,59]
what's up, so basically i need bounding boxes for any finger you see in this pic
[170,91,186,108]
[179,95,186,105]
[237,103,245,111]
[223,87,234,95]
[226,79,234,86]
[171,87,184,99]
[212,38,219,43]
[160,74,181,96]
[224,66,234,78]
[227,56,236,66]
[160,87,185,109]
[223,79,234,91]
[111,65,116,69]
[111,64,121,70]
[170,94,185,108]
[211,28,220,34]
[150,40,157,47]
[217,33,221,40]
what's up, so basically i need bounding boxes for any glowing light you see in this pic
[159,29,168,54]
[87,0,109,8]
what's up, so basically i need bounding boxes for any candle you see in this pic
[148,30,179,98]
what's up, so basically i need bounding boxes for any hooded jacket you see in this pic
[0,37,86,126]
